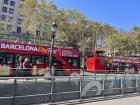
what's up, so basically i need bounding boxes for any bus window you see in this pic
[36,56,45,65]
[85,51,94,58]
[73,58,80,68]
[63,57,80,68]
[0,54,13,64]
[103,61,112,67]
[125,63,130,68]
[45,56,49,65]
[30,56,36,65]
[112,62,119,68]
[0,54,5,64]
[31,55,45,65]
[52,56,63,66]
[63,57,72,64]
[7,55,13,64]
[120,63,126,68]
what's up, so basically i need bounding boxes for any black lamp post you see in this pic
[49,21,57,75]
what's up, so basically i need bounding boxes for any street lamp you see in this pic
[48,21,57,75]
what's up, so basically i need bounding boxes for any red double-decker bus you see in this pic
[0,41,81,76]
[85,50,140,73]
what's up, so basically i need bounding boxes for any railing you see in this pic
[0,71,140,105]
[0,67,138,77]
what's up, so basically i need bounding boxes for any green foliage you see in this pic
[0,21,6,33]
[0,20,11,34]
[104,31,140,56]
[19,0,139,56]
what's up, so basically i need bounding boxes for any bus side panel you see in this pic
[86,57,108,73]
[95,58,107,72]
[32,65,47,76]
[86,58,95,72]
[70,69,80,75]
[63,68,80,76]
[0,64,12,76]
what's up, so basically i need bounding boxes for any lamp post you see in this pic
[49,21,57,75]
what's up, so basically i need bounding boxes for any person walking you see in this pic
[23,58,32,76]
[16,56,24,76]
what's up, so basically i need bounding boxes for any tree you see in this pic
[55,9,87,48]
[20,0,58,39]
[19,0,138,55]
[103,31,139,56]
[0,20,6,33]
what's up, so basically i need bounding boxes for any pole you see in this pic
[95,31,97,50]
[50,75,54,103]
[49,34,55,75]
[102,77,105,97]
[81,46,85,75]
[121,77,124,96]
[12,78,17,105]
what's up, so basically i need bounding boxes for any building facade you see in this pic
[0,0,47,38]
[0,0,24,33]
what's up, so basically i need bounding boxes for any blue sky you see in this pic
[54,0,140,31]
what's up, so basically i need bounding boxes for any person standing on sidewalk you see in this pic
[16,56,24,76]
[23,58,32,76]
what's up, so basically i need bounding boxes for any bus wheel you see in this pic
[55,69,64,76]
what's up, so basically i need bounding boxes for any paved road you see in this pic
[78,96,140,105]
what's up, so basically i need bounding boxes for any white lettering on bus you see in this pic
[1,43,5,48]
[62,50,72,57]
[47,48,58,54]
[0,43,38,52]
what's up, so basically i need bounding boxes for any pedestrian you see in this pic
[23,58,32,76]
[16,56,23,76]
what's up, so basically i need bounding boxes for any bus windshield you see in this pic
[84,51,94,58]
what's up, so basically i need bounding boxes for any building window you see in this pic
[10,1,15,6]
[43,31,47,37]
[17,27,21,33]
[18,18,22,25]
[36,30,40,36]
[9,8,14,14]
[7,25,12,31]
[8,16,13,22]
[4,0,9,5]
[2,7,8,13]
[1,15,6,21]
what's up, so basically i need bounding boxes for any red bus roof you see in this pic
[0,41,80,57]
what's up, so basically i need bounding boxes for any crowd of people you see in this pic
[16,56,32,76]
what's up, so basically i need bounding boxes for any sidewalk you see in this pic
[78,96,140,105]
[38,95,140,105]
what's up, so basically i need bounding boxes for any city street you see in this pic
[0,0,140,105]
